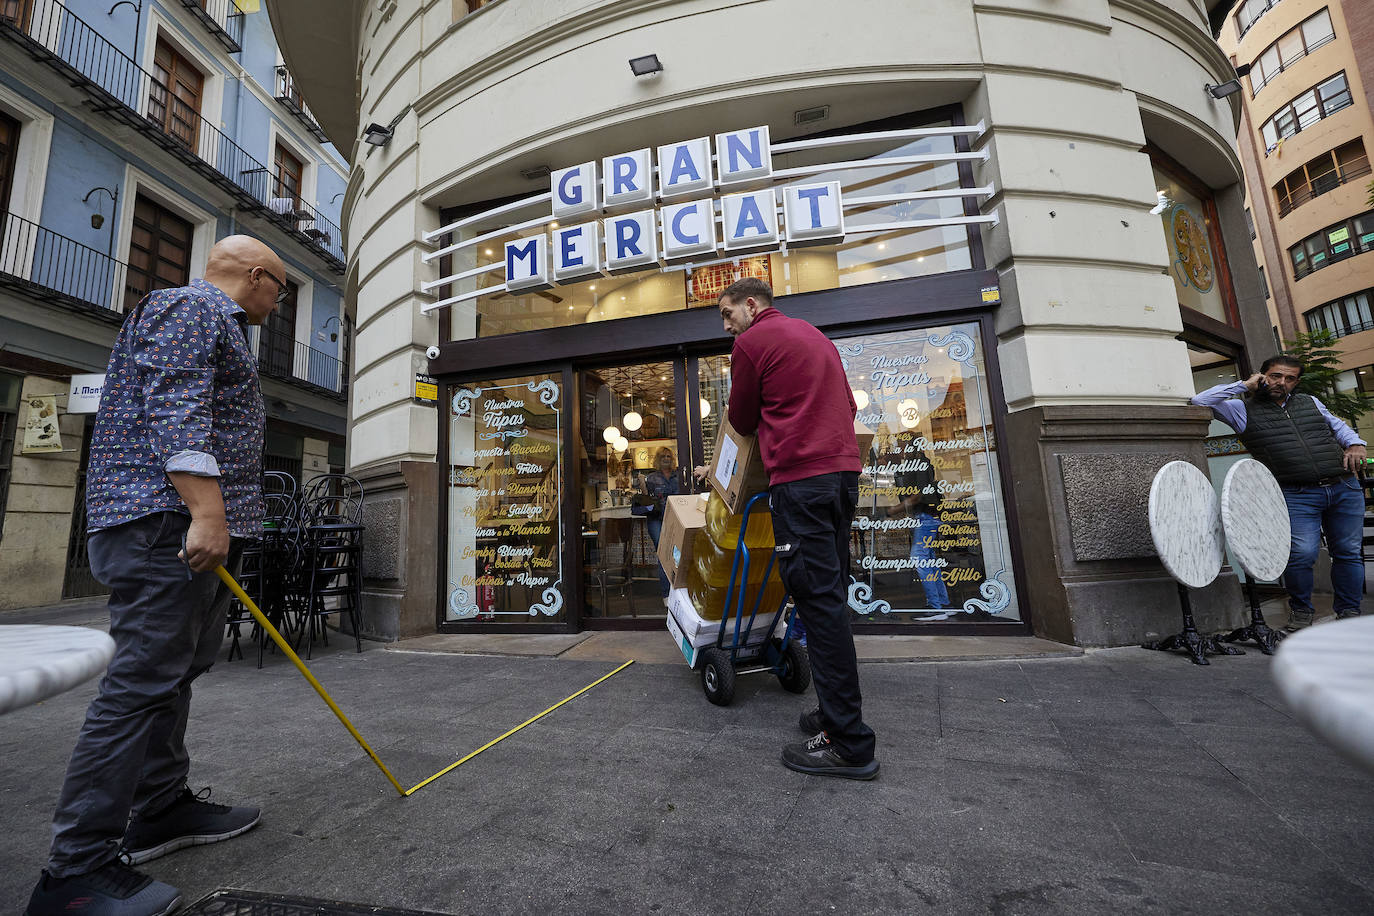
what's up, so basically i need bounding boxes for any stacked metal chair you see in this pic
[296,473,366,658]
[227,471,300,667]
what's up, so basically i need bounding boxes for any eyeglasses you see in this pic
[256,267,291,305]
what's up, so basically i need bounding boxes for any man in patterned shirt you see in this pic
[27,236,286,916]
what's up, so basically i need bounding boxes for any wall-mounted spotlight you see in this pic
[362,122,394,146]
[629,54,663,78]
[1205,80,1242,99]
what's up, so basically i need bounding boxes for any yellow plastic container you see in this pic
[687,567,788,622]
[704,490,774,549]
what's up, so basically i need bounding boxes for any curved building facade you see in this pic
[268,0,1268,645]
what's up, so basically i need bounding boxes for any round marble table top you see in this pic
[0,625,114,716]
[1148,460,1224,588]
[1273,616,1374,775]
[1221,458,1291,582]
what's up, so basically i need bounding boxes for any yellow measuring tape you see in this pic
[214,566,632,797]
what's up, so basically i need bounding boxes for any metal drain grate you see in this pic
[181,889,451,915]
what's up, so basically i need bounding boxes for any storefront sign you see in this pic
[21,395,63,454]
[446,376,565,622]
[504,126,842,291]
[66,374,106,414]
[837,323,1019,623]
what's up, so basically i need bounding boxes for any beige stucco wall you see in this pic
[283,0,1254,475]
[0,376,85,611]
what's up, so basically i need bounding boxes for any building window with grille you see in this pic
[0,108,19,213]
[0,371,19,540]
[1249,8,1335,97]
[1274,139,1369,217]
[273,142,304,210]
[258,277,299,379]
[1260,72,1354,154]
[1235,0,1283,39]
[1258,266,1269,300]
[1304,288,1374,338]
[1289,210,1374,280]
[148,38,204,152]
[125,194,193,310]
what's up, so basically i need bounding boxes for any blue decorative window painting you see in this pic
[839,324,1019,623]
[447,373,566,622]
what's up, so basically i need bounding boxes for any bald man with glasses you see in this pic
[27,236,287,916]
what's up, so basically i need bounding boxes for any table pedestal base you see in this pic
[1143,583,1245,666]
[1220,580,1286,656]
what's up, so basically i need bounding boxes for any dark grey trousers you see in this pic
[47,511,241,877]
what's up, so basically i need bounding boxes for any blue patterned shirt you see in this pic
[87,279,266,537]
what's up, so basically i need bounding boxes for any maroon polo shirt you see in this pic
[727,307,860,486]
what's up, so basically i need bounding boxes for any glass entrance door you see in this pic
[578,358,690,621]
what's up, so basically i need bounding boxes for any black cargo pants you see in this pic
[770,471,876,763]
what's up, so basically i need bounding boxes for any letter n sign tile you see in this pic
[506,235,551,292]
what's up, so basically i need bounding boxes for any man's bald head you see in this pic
[203,235,286,324]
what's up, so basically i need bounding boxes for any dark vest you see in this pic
[1238,393,1348,485]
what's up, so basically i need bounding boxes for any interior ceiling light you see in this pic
[603,426,620,443]
[898,398,920,429]
[852,389,870,411]
[623,411,643,431]
[699,398,711,417]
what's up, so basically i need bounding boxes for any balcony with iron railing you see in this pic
[0,210,130,321]
[254,325,348,399]
[177,0,246,54]
[1277,154,1372,218]
[273,66,328,144]
[0,0,345,274]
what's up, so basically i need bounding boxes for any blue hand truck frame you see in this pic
[693,490,812,705]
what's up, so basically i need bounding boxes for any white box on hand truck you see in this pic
[665,587,784,668]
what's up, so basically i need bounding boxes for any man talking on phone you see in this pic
[1191,355,1367,631]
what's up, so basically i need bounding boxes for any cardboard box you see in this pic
[657,493,708,588]
[708,417,770,514]
[665,587,784,667]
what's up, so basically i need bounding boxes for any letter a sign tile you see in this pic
[721,190,778,252]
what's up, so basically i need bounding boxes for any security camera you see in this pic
[425,345,441,360]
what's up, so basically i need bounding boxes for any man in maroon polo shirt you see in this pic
[719,277,878,780]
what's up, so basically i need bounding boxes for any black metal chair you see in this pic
[296,475,366,657]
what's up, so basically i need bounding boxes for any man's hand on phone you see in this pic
[1244,372,1265,392]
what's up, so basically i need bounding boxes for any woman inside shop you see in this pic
[639,447,681,599]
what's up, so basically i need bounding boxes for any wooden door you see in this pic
[149,38,204,151]
[125,194,193,310]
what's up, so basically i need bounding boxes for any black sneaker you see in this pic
[121,787,260,865]
[1284,609,1315,633]
[1334,608,1363,619]
[25,861,180,916]
[798,707,823,734]
[781,732,879,780]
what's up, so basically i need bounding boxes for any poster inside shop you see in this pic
[21,395,63,454]
[446,374,565,622]
[839,323,1019,623]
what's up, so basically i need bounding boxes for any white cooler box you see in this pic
[665,588,786,667]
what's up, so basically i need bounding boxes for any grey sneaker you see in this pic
[121,787,260,865]
[1284,609,1315,632]
[25,861,180,916]
[1333,608,1363,620]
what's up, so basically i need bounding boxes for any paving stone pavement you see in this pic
[2,627,1372,915]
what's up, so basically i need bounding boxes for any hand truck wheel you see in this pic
[774,638,811,694]
[699,647,737,706]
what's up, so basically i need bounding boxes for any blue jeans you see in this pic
[908,512,949,609]
[646,516,670,597]
[1282,477,1365,616]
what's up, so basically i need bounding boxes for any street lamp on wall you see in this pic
[82,186,119,255]
[322,315,343,342]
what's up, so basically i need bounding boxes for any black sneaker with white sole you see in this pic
[798,707,823,734]
[781,731,879,780]
[25,860,180,916]
[121,787,260,865]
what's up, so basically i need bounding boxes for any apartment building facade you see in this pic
[1220,0,1374,433]
[0,0,353,608]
